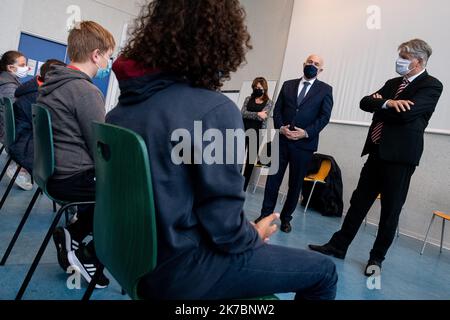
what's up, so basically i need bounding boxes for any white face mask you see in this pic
[14,65,29,79]
[396,58,413,76]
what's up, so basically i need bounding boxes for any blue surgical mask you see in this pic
[95,57,112,79]
[396,58,412,76]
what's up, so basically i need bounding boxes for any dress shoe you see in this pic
[364,259,382,277]
[280,221,292,233]
[308,243,346,259]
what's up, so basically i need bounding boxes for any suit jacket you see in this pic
[273,78,333,152]
[361,71,443,166]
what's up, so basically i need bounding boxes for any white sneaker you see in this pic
[14,170,33,191]
[6,162,18,179]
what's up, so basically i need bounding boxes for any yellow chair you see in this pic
[364,194,401,238]
[303,159,332,214]
[420,211,449,255]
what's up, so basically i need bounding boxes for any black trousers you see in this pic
[261,139,313,222]
[47,169,96,241]
[330,151,415,262]
[243,133,261,192]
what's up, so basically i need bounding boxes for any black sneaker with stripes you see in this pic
[67,242,110,289]
[53,227,82,271]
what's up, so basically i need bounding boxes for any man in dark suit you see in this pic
[309,39,444,276]
[256,54,333,233]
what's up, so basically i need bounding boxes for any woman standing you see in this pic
[241,77,273,191]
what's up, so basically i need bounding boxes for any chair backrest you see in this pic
[31,104,55,191]
[92,122,158,300]
[308,158,332,182]
[2,97,16,148]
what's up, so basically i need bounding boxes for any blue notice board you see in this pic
[18,33,110,96]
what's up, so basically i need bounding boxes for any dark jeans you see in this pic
[243,133,260,192]
[47,169,96,241]
[330,152,415,262]
[261,139,313,222]
[203,244,338,300]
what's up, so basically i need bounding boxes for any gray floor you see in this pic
[0,170,449,300]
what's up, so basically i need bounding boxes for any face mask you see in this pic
[95,57,112,79]
[304,64,319,79]
[252,88,264,98]
[396,58,413,76]
[14,65,29,79]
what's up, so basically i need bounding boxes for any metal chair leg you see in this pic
[0,157,13,183]
[440,219,446,254]
[16,204,71,300]
[420,214,436,255]
[0,145,4,156]
[304,181,317,214]
[0,189,41,265]
[82,264,105,301]
[53,201,57,213]
[0,165,21,211]
[15,201,94,300]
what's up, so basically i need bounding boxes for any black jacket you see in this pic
[361,71,443,166]
[273,78,333,152]
[9,77,39,173]
[301,153,344,217]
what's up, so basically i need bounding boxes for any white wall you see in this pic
[223,0,294,91]
[261,0,450,249]
[279,0,450,133]
[0,0,25,54]
[317,124,450,250]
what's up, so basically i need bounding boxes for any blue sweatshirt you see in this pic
[106,63,263,299]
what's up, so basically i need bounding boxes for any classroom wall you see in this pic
[317,124,450,250]
[222,0,295,91]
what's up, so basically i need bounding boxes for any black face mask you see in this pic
[252,88,264,98]
[304,64,319,79]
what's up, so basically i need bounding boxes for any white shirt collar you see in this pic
[407,69,426,83]
[300,77,317,86]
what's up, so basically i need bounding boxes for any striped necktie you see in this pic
[371,78,410,144]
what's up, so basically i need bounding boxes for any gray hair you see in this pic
[398,39,433,67]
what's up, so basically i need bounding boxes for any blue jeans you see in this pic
[202,244,338,300]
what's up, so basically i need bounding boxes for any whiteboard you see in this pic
[236,80,278,111]
[279,0,450,134]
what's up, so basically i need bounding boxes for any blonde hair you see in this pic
[68,21,116,63]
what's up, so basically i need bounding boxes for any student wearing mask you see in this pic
[36,21,116,289]
[107,0,337,300]
[0,50,33,190]
[241,77,274,191]
[9,59,67,177]
[0,51,28,101]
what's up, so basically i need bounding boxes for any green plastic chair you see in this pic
[14,104,95,300]
[83,122,157,300]
[83,123,279,301]
[0,97,23,211]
